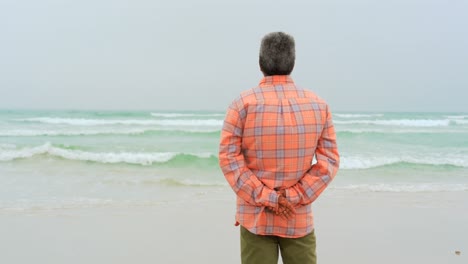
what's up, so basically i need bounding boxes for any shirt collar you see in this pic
[259,75,294,85]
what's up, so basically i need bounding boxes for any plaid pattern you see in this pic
[219,76,340,238]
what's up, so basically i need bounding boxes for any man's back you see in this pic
[219,75,339,238]
[234,75,330,189]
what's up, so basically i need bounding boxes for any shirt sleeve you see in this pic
[218,99,279,208]
[285,105,340,206]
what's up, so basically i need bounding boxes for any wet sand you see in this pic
[1,189,467,264]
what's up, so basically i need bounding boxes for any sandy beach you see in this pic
[1,188,467,264]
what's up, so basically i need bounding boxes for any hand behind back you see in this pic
[267,191,295,220]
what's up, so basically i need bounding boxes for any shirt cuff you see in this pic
[266,191,279,208]
[284,187,299,206]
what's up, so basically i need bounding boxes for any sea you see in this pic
[1,110,467,212]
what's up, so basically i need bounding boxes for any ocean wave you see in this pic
[0,128,148,136]
[2,143,467,169]
[0,143,217,165]
[11,116,468,129]
[340,157,468,169]
[446,115,468,119]
[0,128,220,137]
[336,129,467,135]
[334,113,384,118]
[15,117,223,127]
[0,143,17,149]
[454,119,468,124]
[334,183,468,193]
[2,127,464,138]
[150,112,225,118]
[106,178,227,187]
[334,119,463,127]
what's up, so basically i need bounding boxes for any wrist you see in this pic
[278,189,286,198]
[278,196,287,204]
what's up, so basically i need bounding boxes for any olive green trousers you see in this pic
[240,226,317,264]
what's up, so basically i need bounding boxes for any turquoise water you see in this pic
[1,110,467,210]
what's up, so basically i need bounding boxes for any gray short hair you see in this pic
[259,32,295,76]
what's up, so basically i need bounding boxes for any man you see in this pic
[218,32,340,264]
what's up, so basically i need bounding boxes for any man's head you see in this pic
[259,32,295,76]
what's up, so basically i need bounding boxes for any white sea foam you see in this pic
[0,143,17,149]
[334,113,384,118]
[2,143,467,169]
[15,117,223,127]
[336,128,464,134]
[446,115,468,119]
[335,183,468,193]
[454,119,468,125]
[0,143,49,161]
[0,128,148,136]
[0,128,220,137]
[0,143,213,165]
[150,112,224,118]
[340,155,468,169]
[340,156,397,169]
[334,119,451,127]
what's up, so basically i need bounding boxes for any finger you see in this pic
[272,208,281,215]
[267,206,275,212]
[285,207,295,218]
[280,211,288,220]
[281,208,292,219]
[279,198,295,211]
[276,206,285,216]
[277,206,292,219]
[283,210,293,220]
[284,202,296,213]
[277,203,295,218]
[275,205,283,215]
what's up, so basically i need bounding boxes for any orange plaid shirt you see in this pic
[219,75,340,238]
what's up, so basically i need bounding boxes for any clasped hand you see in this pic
[267,190,295,220]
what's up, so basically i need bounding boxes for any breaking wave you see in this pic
[150,112,224,118]
[0,143,217,166]
[334,113,384,118]
[340,156,468,169]
[334,183,468,193]
[15,117,223,127]
[0,128,220,137]
[2,143,467,169]
[333,119,465,127]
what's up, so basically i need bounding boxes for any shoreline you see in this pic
[1,190,467,264]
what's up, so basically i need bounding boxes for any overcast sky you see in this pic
[0,0,467,112]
